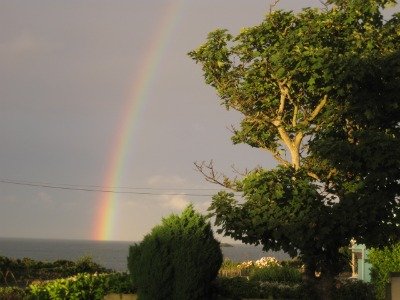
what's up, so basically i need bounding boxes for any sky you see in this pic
[1,0,398,242]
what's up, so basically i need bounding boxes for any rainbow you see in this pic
[92,0,184,241]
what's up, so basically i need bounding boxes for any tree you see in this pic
[189,0,400,298]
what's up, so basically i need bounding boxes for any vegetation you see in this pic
[368,242,400,300]
[0,286,26,300]
[249,265,302,283]
[214,276,375,300]
[333,279,375,300]
[217,257,307,298]
[26,272,135,300]
[214,276,311,299]
[189,0,400,298]
[0,260,134,300]
[0,255,111,288]
[0,251,377,299]
[127,205,222,300]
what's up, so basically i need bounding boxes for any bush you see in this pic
[214,277,312,299]
[27,273,106,300]
[0,255,111,288]
[281,258,303,269]
[26,272,135,300]
[249,265,302,284]
[333,279,375,300]
[213,277,260,299]
[0,286,26,300]
[74,256,108,274]
[103,272,136,294]
[368,243,400,300]
[219,259,242,277]
[259,282,312,299]
[127,205,223,300]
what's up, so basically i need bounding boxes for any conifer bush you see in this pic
[127,205,223,300]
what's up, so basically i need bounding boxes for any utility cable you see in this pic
[0,179,239,197]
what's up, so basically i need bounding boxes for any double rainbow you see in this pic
[92,0,184,241]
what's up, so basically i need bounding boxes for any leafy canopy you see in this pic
[189,0,400,278]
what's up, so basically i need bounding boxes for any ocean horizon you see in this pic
[0,237,289,272]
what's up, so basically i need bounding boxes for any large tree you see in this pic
[189,0,400,298]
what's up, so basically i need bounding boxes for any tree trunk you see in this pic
[302,267,335,300]
[289,146,301,170]
[315,273,335,300]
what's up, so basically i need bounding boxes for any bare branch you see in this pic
[273,151,291,166]
[269,0,281,13]
[318,0,329,10]
[231,164,250,177]
[227,124,237,135]
[194,160,238,190]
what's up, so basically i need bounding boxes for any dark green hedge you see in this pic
[214,277,375,300]
[128,205,223,300]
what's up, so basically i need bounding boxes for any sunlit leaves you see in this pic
[190,0,400,282]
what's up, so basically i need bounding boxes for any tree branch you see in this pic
[277,80,290,120]
[272,150,291,166]
[194,160,238,190]
[269,0,281,13]
[292,104,299,127]
[307,171,320,181]
[231,164,251,177]
[293,132,304,149]
[305,95,328,124]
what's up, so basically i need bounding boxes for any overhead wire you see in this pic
[0,179,240,197]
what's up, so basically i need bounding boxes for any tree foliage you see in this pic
[189,0,400,296]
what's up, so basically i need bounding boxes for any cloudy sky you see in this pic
[1,0,397,242]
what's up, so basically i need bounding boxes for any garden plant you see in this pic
[128,205,223,300]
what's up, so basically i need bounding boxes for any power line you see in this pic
[0,179,223,191]
[0,179,238,197]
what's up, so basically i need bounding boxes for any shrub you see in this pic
[254,256,280,268]
[333,279,375,300]
[281,258,303,269]
[0,255,111,288]
[368,242,400,300]
[259,282,312,299]
[219,259,242,277]
[128,205,223,300]
[214,277,312,299]
[220,258,239,269]
[27,273,104,300]
[249,265,302,284]
[103,272,136,294]
[213,277,260,299]
[0,286,26,300]
[128,238,173,299]
[74,256,108,274]
[26,272,135,300]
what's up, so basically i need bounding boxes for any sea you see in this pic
[0,237,289,272]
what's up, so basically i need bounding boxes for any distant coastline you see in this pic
[0,237,289,271]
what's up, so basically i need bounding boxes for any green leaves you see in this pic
[368,243,400,300]
[190,0,400,286]
[208,166,334,259]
